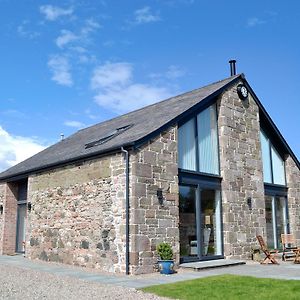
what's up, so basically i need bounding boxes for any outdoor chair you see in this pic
[281,234,300,263]
[256,235,279,265]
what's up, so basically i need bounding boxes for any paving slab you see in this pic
[180,259,246,270]
[0,255,299,289]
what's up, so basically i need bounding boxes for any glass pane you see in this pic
[18,181,28,201]
[16,204,27,252]
[197,104,219,175]
[265,195,275,249]
[271,146,286,185]
[179,186,197,258]
[178,119,196,171]
[260,130,272,183]
[201,189,222,256]
[275,196,288,249]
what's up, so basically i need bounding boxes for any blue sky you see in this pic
[0,0,299,171]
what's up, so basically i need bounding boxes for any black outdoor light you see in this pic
[157,189,164,206]
[0,204,3,214]
[27,202,32,212]
[247,197,252,210]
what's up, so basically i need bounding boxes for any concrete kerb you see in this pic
[0,255,299,289]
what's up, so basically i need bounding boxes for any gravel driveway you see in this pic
[0,264,166,300]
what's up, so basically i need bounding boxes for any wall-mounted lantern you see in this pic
[0,204,3,214]
[157,189,164,206]
[27,202,32,212]
[247,197,252,210]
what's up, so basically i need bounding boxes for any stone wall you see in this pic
[285,155,300,244]
[0,182,18,254]
[218,83,266,259]
[129,126,179,274]
[0,183,4,252]
[26,154,127,273]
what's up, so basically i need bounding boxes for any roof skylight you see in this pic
[85,124,133,149]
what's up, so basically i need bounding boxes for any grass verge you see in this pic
[142,274,300,300]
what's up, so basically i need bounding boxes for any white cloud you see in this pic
[134,6,160,24]
[40,5,73,21]
[150,65,186,80]
[55,30,78,48]
[64,120,86,128]
[81,19,101,35]
[0,109,27,119]
[0,126,46,172]
[103,40,115,47]
[17,20,40,39]
[70,46,87,53]
[94,83,171,113]
[48,55,73,86]
[91,62,132,89]
[84,109,98,120]
[91,62,172,113]
[54,19,101,53]
[165,65,186,79]
[247,17,266,27]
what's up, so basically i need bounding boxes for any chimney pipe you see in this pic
[229,59,236,76]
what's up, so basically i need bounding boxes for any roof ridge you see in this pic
[0,73,243,181]
[78,74,242,133]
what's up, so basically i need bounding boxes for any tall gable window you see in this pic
[178,119,196,171]
[178,103,219,175]
[178,103,222,263]
[260,129,286,185]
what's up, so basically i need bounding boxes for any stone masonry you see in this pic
[0,81,299,274]
[218,82,266,259]
[0,182,18,254]
[26,154,127,273]
[0,183,4,253]
[285,155,300,244]
[129,126,179,274]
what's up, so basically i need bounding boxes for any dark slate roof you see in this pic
[0,74,242,180]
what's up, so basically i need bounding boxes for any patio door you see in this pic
[16,181,28,253]
[265,195,288,249]
[16,203,27,252]
[179,184,222,262]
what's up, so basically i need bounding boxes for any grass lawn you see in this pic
[142,275,300,300]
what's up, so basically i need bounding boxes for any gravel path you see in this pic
[0,264,166,300]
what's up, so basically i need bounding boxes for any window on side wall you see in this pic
[260,129,286,185]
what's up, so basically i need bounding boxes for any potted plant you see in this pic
[156,242,174,274]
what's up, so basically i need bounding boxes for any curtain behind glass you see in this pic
[197,104,219,175]
[260,130,272,183]
[178,118,196,171]
[271,146,286,185]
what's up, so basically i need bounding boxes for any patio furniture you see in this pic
[256,235,279,265]
[293,248,300,264]
[281,234,299,262]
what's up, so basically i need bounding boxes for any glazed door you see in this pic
[179,185,199,260]
[200,189,222,257]
[16,203,27,253]
[265,195,288,249]
[179,185,223,262]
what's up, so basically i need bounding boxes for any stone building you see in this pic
[0,72,299,274]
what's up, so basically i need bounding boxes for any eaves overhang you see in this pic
[0,142,135,183]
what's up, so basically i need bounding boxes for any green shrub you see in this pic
[156,242,173,260]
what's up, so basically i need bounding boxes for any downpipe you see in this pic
[121,147,130,275]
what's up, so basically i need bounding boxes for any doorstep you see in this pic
[179,259,246,271]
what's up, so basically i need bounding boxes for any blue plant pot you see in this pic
[158,260,174,275]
